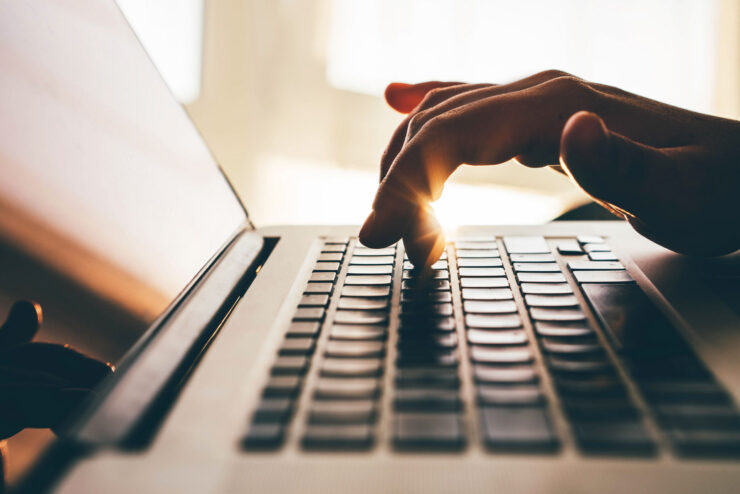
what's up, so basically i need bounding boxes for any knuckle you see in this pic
[537,69,572,80]
[546,75,593,96]
[407,110,432,136]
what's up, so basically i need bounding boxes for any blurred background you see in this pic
[119,0,740,227]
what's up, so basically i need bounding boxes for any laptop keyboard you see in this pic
[242,235,740,458]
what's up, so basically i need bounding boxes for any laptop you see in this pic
[3,1,740,493]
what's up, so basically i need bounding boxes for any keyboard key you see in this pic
[344,275,392,285]
[547,357,614,376]
[541,339,604,358]
[321,244,346,253]
[396,368,460,389]
[302,424,373,450]
[555,376,626,398]
[242,423,285,449]
[568,260,624,271]
[513,262,560,272]
[474,366,539,384]
[318,253,343,262]
[405,251,447,261]
[263,376,302,398]
[271,356,309,375]
[669,429,740,458]
[347,264,393,275]
[308,401,377,424]
[393,413,465,450]
[321,358,383,377]
[461,288,513,300]
[459,267,505,277]
[517,272,567,283]
[401,291,452,303]
[465,314,522,329]
[470,346,533,365]
[334,310,388,325]
[573,421,655,456]
[577,235,603,244]
[509,253,555,263]
[394,389,462,412]
[305,282,333,294]
[654,404,740,430]
[639,380,731,405]
[467,330,528,346]
[330,324,386,341]
[286,321,321,338]
[534,322,595,339]
[252,399,294,423]
[314,378,380,400]
[457,258,503,267]
[400,303,454,317]
[279,338,316,356]
[342,285,390,297]
[574,270,634,283]
[353,247,395,256]
[525,294,579,307]
[293,307,325,321]
[314,261,340,272]
[401,279,450,291]
[589,251,618,261]
[480,407,558,452]
[349,256,394,265]
[299,294,330,307]
[503,236,550,254]
[338,297,389,310]
[310,272,337,283]
[399,316,456,333]
[521,283,572,295]
[402,269,448,280]
[556,240,584,255]
[463,300,518,314]
[398,331,458,350]
[529,307,586,322]
[561,398,639,421]
[477,386,545,406]
[404,260,448,271]
[324,236,349,244]
[325,341,385,359]
[456,249,500,258]
[583,243,611,252]
[396,350,459,368]
[459,277,509,288]
[455,241,498,249]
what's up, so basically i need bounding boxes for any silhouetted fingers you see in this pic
[0,301,42,348]
[0,385,93,439]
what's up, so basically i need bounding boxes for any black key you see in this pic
[477,385,545,406]
[344,275,392,285]
[393,413,465,451]
[314,378,380,400]
[534,322,595,339]
[465,314,522,329]
[302,424,373,450]
[573,421,655,456]
[242,423,285,449]
[457,258,503,267]
[509,253,555,263]
[321,358,383,377]
[467,330,528,346]
[474,366,538,384]
[338,297,389,310]
[574,270,634,283]
[399,316,456,332]
[279,338,315,356]
[402,279,451,291]
[589,251,618,261]
[286,321,321,338]
[459,277,509,288]
[325,341,385,359]
[314,261,340,272]
[517,272,567,283]
[557,240,584,255]
[299,294,330,307]
[459,267,505,277]
[347,264,393,275]
[456,249,500,258]
[271,356,309,375]
[305,282,333,294]
[398,331,458,350]
[263,376,302,398]
[577,235,603,244]
[321,244,346,253]
[513,263,560,273]
[394,389,462,412]
[568,260,624,271]
[293,307,325,321]
[324,236,349,244]
[503,236,550,254]
[310,271,336,283]
[480,407,558,452]
[470,346,533,365]
[461,288,513,300]
[334,310,388,325]
[400,303,454,317]
[669,429,740,458]
[524,294,579,307]
[402,269,448,280]
[252,399,293,423]
[454,240,497,249]
[395,368,460,389]
[353,247,395,256]
[530,308,586,322]
[308,401,377,424]
[401,291,452,303]
[349,256,394,265]
[318,253,343,262]
[463,300,517,314]
[330,324,387,341]
[342,285,390,297]
[521,283,572,295]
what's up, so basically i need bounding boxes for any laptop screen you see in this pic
[0,0,246,391]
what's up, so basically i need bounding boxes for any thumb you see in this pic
[384,81,462,114]
[0,301,42,348]
[559,111,668,218]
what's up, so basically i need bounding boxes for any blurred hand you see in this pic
[359,71,740,266]
[0,301,113,440]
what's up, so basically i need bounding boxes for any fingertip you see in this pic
[384,82,418,114]
[559,111,612,197]
[403,210,445,268]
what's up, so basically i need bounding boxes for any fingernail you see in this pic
[359,211,376,243]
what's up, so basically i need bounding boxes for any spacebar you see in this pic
[580,283,691,358]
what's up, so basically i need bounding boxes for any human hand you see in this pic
[359,71,740,266]
[0,301,113,439]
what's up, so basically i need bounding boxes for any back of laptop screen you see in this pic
[0,0,246,479]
